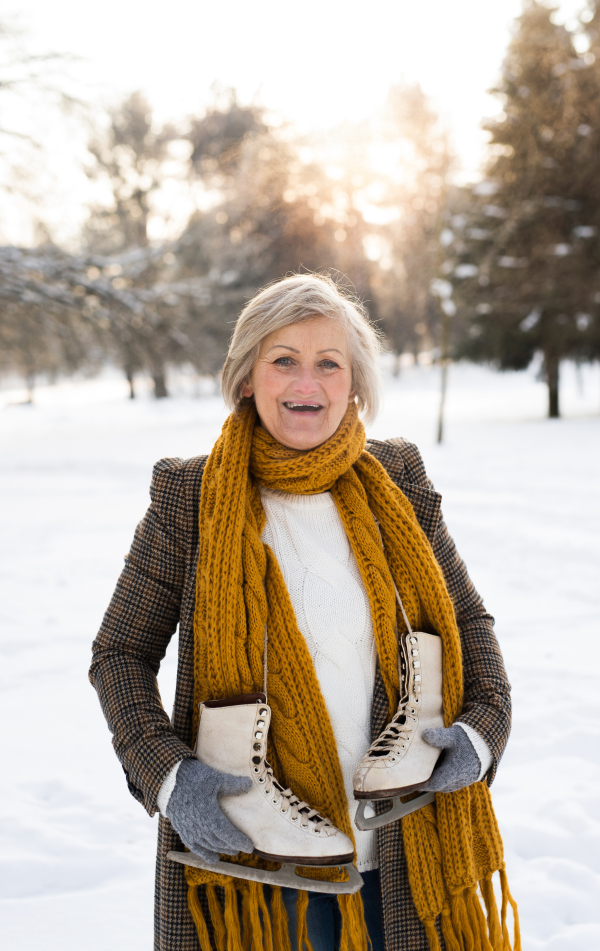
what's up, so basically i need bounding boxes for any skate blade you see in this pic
[167,851,363,894]
[354,792,435,831]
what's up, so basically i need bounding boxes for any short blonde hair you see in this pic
[221,273,383,425]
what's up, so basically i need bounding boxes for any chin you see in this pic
[280,427,329,451]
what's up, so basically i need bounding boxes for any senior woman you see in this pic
[90,274,518,951]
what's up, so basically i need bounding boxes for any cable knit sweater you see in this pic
[158,487,492,872]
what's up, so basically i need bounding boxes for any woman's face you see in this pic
[242,317,355,450]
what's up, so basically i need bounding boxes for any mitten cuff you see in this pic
[156,759,184,817]
[457,722,493,780]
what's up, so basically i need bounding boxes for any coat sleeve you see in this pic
[397,440,512,785]
[89,458,196,816]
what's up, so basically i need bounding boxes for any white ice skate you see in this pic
[168,691,363,894]
[353,591,444,831]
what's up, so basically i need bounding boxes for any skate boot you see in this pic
[353,630,443,831]
[168,693,363,894]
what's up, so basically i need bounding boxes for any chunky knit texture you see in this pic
[187,402,520,951]
[260,487,379,873]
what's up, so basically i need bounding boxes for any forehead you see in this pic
[260,316,349,353]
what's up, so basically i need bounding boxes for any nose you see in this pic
[291,364,320,397]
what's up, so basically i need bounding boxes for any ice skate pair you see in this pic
[169,596,444,891]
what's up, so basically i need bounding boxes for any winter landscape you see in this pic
[0,360,598,950]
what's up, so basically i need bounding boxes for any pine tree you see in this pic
[450,1,600,417]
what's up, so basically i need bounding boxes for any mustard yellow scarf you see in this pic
[186,402,520,951]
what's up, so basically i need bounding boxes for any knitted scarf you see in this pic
[186,402,520,951]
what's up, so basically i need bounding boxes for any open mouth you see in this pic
[283,401,323,413]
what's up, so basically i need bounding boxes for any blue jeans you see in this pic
[280,870,385,951]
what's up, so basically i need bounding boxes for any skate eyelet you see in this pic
[258,777,265,783]
[259,708,268,715]
[253,743,261,750]
[253,766,260,773]
[313,828,321,834]
[413,661,420,668]
[291,815,298,821]
[257,719,265,727]
[254,731,263,739]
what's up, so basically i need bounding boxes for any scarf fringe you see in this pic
[500,869,521,951]
[187,884,213,951]
[207,884,227,951]
[189,880,325,951]
[295,890,312,951]
[223,884,243,951]
[424,871,521,951]
[338,892,369,951]
[270,886,292,951]
[425,920,442,951]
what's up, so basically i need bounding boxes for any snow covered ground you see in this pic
[1,360,599,950]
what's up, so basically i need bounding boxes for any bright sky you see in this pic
[3,0,586,246]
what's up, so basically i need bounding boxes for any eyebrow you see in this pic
[266,345,344,355]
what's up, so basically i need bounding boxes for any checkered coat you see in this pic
[89,437,511,951]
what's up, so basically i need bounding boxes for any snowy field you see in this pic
[1,360,599,950]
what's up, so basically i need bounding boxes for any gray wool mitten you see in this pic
[166,758,254,863]
[419,724,481,793]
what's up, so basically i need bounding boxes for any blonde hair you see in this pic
[221,273,383,425]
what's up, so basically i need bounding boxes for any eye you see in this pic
[320,359,340,370]
[273,356,295,367]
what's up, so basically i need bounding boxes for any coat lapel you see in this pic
[366,438,442,542]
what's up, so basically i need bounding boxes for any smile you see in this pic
[283,402,323,412]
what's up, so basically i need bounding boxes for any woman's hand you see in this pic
[166,759,254,863]
[418,725,482,793]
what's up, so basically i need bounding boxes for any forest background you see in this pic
[3,0,600,421]
[1,4,600,950]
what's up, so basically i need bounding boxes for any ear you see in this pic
[241,379,254,398]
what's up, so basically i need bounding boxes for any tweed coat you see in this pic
[89,437,512,951]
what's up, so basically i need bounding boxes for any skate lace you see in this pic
[365,696,418,760]
[362,578,421,761]
[256,759,332,832]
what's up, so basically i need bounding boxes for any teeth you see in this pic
[286,402,321,409]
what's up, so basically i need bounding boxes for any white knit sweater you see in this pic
[157,488,492,871]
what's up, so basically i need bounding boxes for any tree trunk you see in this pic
[152,365,168,399]
[437,304,450,443]
[545,352,560,418]
[25,372,35,404]
[125,365,135,399]
[393,352,402,378]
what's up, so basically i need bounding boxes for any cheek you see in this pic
[251,367,286,409]
[326,371,354,402]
